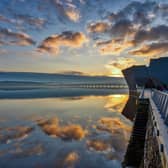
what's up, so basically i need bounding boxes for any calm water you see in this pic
[0,88,132,168]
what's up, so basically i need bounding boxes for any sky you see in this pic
[0,0,168,77]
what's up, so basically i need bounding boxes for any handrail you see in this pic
[145,89,168,167]
[153,89,168,96]
[149,100,168,168]
[140,89,168,167]
[152,89,168,125]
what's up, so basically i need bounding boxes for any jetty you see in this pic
[122,57,168,168]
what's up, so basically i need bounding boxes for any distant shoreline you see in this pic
[0,87,128,99]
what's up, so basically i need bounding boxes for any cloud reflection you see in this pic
[96,117,131,137]
[87,139,111,153]
[37,117,87,140]
[0,126,33,144]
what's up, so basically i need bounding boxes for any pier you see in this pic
[123,89,168,168]
[122,57,168,168]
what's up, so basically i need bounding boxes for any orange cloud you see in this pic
[105,58,137,77]
[87,22,111,33]
[65,8,80,22]
[0,28,35,46]
[106,58,137,70]
[52,0,80,22]
[130,42,168,57]
[38,31,88,55]
[97,39,134,55]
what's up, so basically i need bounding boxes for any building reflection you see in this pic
[122,91,138,121]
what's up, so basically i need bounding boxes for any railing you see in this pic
[152,89,168,125]
[149,89,168,168]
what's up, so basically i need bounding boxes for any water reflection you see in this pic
[104,95,129,112]
[0,90,131,168]
[37,117,87,140]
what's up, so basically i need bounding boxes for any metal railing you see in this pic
[146,89,168,168]
[152,89,168,125]
[139,89,168,167]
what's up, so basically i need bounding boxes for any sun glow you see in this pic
[107,67,123,77]
[104,94,129,112]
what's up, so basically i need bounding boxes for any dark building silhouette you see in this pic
[122,65,149,90]
[149,57,168,85]
[122,57,168,90]
[122,57,168,121]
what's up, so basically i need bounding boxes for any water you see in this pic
[0,88,131,168]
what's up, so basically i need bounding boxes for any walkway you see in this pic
[144,89,168,168]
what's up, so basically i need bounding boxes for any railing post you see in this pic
[161,97,168,118]
[164,108,168,125]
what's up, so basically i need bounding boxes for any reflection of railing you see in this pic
[139,87,145,99]
[152,89,168,124]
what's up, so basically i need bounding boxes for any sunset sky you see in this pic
[0,0,168,77]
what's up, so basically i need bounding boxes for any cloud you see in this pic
[155,3,168,18]
[130,42,168,57]
[0,14,47,30]
[105,58,137,76]
[109,19,136,38]
[87,22,111,33]
[0,15,13,24]
[88,1,168,57]
[0,28,35,46]
[59,70,86,76]
[105,58,137,70]
[64,8,80,22]
[0,0,49,30]
[0,40,5,46]
[38,31,88,55]
[107,1,157,25]
[51,0,80,22]
[133,25,168,45]
[14,14,47,30]
[96,23,168,57]
[97,38,134,55]
[88,19,136,39]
